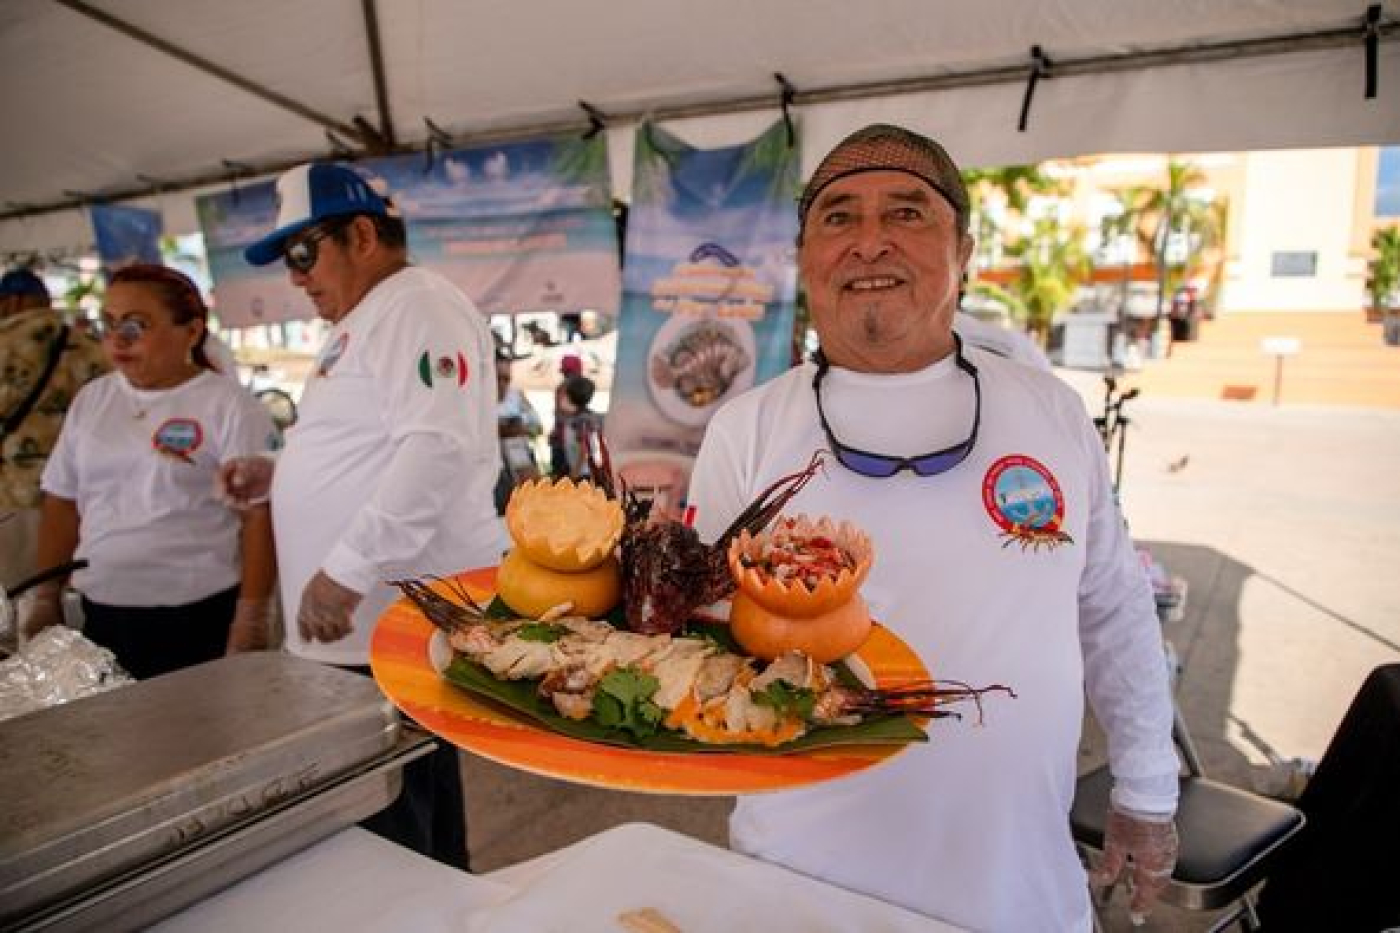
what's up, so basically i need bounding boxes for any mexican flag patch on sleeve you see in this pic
[418,350,470,388]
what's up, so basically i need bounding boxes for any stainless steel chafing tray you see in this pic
[0,652,434,932]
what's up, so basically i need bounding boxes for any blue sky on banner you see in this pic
[90,204,163,274]
[604,119,800,517]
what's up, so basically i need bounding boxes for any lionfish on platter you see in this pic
[589,436,824,635]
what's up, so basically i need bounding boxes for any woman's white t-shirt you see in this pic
[42,370,276,606]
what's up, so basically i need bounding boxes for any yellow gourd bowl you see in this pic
[727,515,874,618]
[505,477,624,572]
[495,548,621,620]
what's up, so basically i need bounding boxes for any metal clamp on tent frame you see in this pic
[221,159,252,205]
[325,130,357,159]
[135,174,168,193]
[1017,45,1053,132]
[1363,4,1382,99]
[775,73,798,147]
[422,117,454,173]
[579,101,607,140]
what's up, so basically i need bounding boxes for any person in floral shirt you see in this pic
[0,268,109,589]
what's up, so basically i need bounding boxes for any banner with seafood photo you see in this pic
[196,133,619,327]
[604,121,800,519]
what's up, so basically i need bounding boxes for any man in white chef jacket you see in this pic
[219,162,506,869]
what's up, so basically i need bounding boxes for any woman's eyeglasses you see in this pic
[812,335,981,479]
[284,219,350,274]
[93,317,151,343]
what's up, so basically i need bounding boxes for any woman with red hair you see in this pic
[24,264,277,678]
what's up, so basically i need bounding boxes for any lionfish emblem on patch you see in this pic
[981,455,1074,553]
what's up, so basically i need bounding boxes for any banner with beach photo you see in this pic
[196,134,620,328]
[603,120,801,519]
[369,134,620,317]
[196,181,310,327]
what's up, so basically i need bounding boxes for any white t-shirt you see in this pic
[271,267,508,666]
[689,348,1176,933]
[203,331,241,379]
[41,370,277,606]
[953,310,1053,371]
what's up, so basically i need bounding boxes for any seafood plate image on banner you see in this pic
[605,120,800,520]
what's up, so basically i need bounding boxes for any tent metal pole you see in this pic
[361,0,398,149]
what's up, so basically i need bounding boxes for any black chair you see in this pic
[1253,664,1400,931]
[1071,706,1306,931]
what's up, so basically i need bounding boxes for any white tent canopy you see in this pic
[2,0,1397,256]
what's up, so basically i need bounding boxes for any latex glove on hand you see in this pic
[215,456,275,510]
[1090,802,1179,924]
[18,583,65,639]
[297,571,362,644]
[227,597,272,652]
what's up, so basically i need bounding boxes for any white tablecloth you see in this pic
[152,823,958,932]
[149,828,513,933]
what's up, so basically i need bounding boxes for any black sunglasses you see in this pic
[812,334,981,478]
[284,218,353,274]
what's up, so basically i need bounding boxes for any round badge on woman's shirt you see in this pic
[152,418,204,463]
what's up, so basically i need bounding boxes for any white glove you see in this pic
[1090,802,1179,924]
[297,570,362,644]
[215,456,275,509]
[18,583,65,639]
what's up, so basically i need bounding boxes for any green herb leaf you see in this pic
[592,668,664,739]
[752,681,817,720]
[516,622,565,643]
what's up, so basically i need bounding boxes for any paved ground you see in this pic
[454,363,1400,931]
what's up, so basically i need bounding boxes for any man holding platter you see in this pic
[689,125,1178,931]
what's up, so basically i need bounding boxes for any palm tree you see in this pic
[1135,160,1222,324]
[962,165,1066,274]
[1098,185,1154,318]
[969,216,1091,342]
[1367,226,1400,316]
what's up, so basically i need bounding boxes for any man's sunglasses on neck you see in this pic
[812,334,981,479]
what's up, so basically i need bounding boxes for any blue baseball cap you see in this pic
[244,162,398,266]
[0,268,50,300]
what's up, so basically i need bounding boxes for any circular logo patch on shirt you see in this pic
[981,454,1074,552]
[152,418,204,463]
[316,332,349,377]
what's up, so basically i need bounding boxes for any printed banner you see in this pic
[604,120,800,519]
[195,133,619,328]
[372,134,620,316]
[90,204,163,273]
[195,180,311,328]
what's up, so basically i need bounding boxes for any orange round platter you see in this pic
[370,566,931,795]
